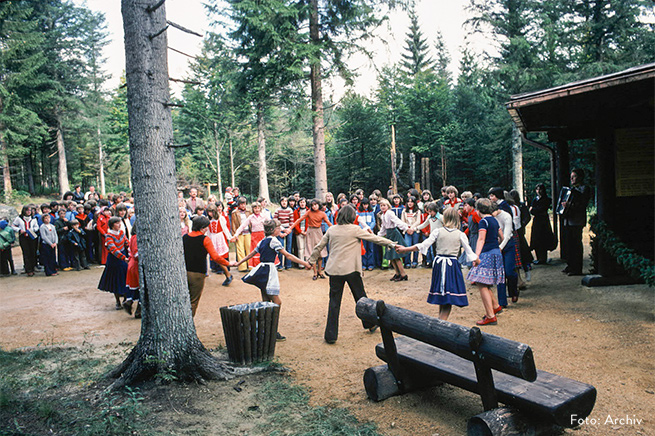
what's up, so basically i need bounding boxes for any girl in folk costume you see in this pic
[390,194,404,218]
[291,198,309,266]
[115,204,132,239]
[232,202,268,268]
[401,196,421,268]
[216,201,232,258]
[124,224,141,318]
[443,186,462,209]
[96,207,113,264]
[239,219,311,341]
[273,197,294,270]
[412,201,443,267]
[418,190,433,213]
[378,198,411,281]
[397,207,478,320]
[324,192,338,215]
[466,199,505,326]
[12,205,38,276]
[39,213,59,276]
[357,198,376,271]
[509,189,533,284]
[289,198,332,280]
[179,207,191,235]
[460,198,481,267]
[98,217,130,310]
[206,205,233,283]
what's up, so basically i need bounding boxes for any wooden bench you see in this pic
[356,298,596,435]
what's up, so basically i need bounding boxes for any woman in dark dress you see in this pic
[529,184,555,264]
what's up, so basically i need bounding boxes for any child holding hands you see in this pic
[238,219,311,341]
[397,207,478,320]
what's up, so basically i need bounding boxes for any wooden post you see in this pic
[390,126,397,195]
[376,300,405,391]
[421,157,430,193]
[469,327,498,411]
[409,152,416,186]
[440,144,447,186]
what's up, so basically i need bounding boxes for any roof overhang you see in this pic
[506,63,655,140]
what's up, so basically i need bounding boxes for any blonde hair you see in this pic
[442,207,461,229]
[378,198,391,209]
[461,191,473,201]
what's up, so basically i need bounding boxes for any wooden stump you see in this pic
[467,407,562,436]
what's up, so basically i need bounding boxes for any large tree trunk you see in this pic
[0,128,12,202]
[256,104,269,201]
[24,154,34,194]
[309,0,328,200]
[97,127,106,196]
[110,0,234,389]
[511,123,524,201]
[55,121,70,195]
[213,123,224,202]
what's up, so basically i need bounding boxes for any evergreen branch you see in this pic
[169,77,201,85]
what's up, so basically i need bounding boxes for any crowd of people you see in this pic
[1,172,590,341]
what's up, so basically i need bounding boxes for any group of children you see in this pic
[3,182,539,332]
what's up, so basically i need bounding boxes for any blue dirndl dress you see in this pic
[242,237,281,296]
[427,254,468,307]
[98,247,129,296]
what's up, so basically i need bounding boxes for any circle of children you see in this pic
[1,182,554,339]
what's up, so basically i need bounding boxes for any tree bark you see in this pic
[309,0,328,200]
[213,123,224,202]
[97,127,106,196]
[256,104,269,201]
[112,0,234,389]
[229,137,235,189]
[0,128,12,202]
[511,123,524,201]
[55,120,70,195]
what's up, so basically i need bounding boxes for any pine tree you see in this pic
[0,1,47,199]
[400,9,433,76]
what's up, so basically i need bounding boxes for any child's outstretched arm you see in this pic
[395,244,416,253]
[279,249,310,269]
[235,249,257,267]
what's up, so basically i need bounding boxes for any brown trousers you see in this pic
[187,271,206,316]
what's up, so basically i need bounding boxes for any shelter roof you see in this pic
[506,63,655,139]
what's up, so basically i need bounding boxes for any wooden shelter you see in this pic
[506,63,654,285]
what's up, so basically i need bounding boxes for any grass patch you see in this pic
[258,380,380,436]
[0,346,151,436]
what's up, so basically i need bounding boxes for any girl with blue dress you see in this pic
[397,207,478,321]
[466,198,505,326]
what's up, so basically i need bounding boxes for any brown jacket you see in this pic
[230,208,252,234]
[309,224,395,276]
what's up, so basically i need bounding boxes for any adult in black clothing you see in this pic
[72,185,85,203]
[559,169,592,276]
[529,183,555,264]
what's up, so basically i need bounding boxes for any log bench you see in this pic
[355,298,596,435]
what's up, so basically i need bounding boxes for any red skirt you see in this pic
[249,231,265,267]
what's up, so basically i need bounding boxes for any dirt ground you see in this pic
[1,231,653,436]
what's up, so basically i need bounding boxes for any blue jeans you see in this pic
[403,232,419,265]
[497,239,518,307]
[362,240,374,269]
[277,232,293,268]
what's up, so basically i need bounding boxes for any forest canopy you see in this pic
[1,0,654,202]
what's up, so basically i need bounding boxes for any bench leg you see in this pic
[363,365,442,402]
[467,407,561,436]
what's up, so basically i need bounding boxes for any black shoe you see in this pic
[325,339,336,344]
[122,299,133,314]
[276,332,286,342]
[134,302,142,319]
[222,275,233,286]
[368,325,379,333]
[562,267,570,274]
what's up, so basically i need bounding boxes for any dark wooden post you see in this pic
[376,300,405,392]
[556,139,570,259]
[469,327,498,411]
[595,128,617,276]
